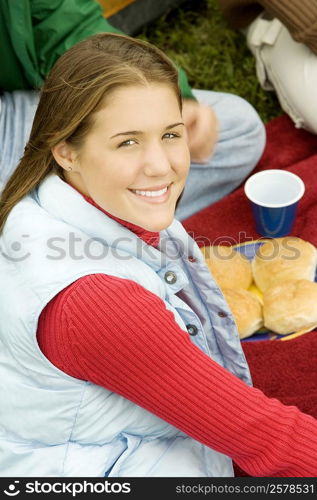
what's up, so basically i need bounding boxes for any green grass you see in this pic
[138,0,282,123]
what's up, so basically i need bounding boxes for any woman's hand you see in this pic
[182,98,219,163]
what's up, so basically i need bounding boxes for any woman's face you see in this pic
[64,84,190,232]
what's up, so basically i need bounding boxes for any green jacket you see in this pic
[0,0,194,98]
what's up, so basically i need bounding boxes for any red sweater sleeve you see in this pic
[37,273,317,477]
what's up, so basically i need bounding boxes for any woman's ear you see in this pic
[51,142,78,172]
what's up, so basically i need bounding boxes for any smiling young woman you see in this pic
[53,84,190,232]
[0,33,317,478]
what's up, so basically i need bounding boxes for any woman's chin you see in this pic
[140,213,174,232]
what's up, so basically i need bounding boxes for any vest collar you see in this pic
[35,173,184,272]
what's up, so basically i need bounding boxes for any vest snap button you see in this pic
[186,324,198,336]
[164,271,177,284]
[218,311,228,318]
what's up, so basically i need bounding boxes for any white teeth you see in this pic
[132,187,168,197]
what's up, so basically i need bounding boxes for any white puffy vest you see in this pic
[0,174,252,477]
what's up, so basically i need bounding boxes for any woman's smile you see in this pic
[128,183,172,204]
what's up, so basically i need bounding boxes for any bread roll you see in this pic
[222,288,264,339]
[263,279,317,334]
[252,237,317,292]
[202,245,253,290]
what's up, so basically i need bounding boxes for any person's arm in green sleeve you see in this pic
[0,0,123,90]
[0,0,38,90]
[0,0,197,97]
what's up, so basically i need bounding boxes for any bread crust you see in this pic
[263,279,317,334]
[202,245,253,290]
[222,287,264,339]
[252,237,317,292]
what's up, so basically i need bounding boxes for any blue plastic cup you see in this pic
[244,170,305,237]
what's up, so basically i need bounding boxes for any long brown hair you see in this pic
[0,33,182,233]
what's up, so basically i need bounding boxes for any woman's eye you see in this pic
[118,139,137,148]
[163,132,180,140]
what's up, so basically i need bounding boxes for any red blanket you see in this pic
[182,114,317,477]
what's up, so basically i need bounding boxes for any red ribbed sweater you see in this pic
[37,194,317,477]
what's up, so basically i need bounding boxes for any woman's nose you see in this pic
[142,143,171,177]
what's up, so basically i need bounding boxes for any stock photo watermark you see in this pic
[2,480,131,497]
[0,232,302,263]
